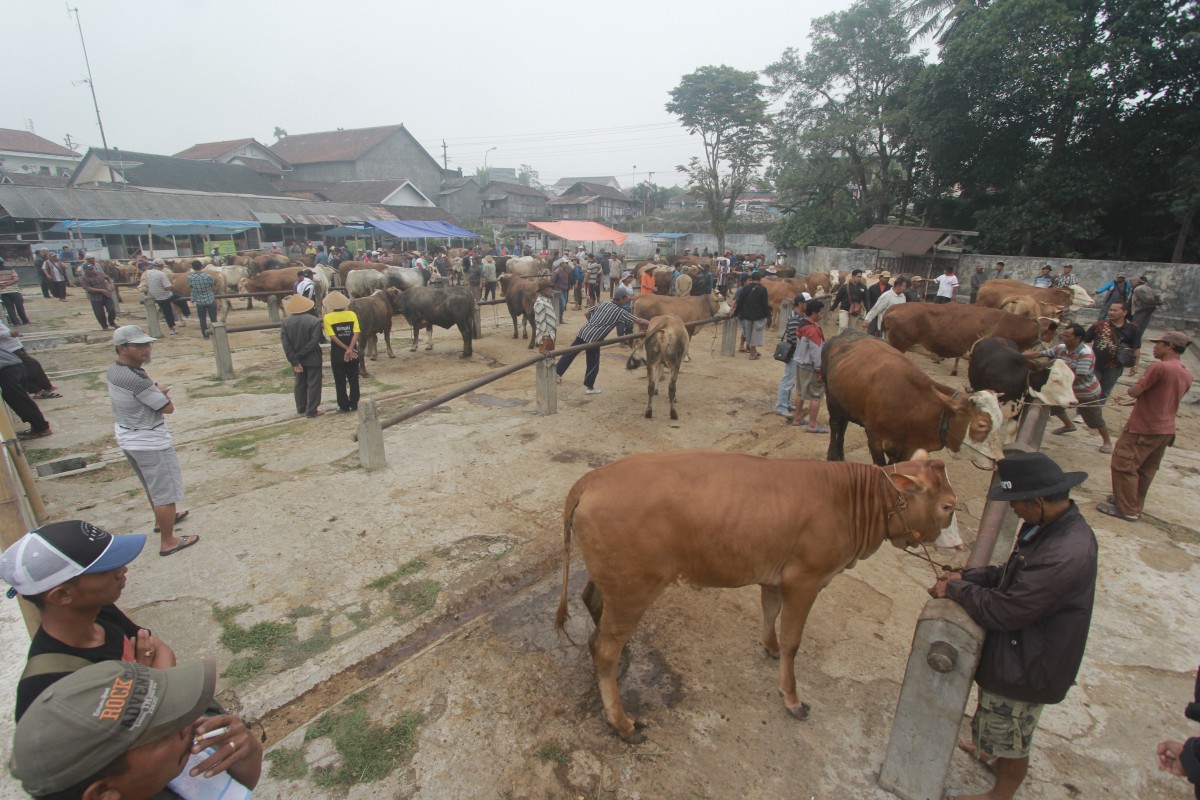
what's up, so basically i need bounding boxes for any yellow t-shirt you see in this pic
[323,310,360,348]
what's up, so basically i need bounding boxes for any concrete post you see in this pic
[878,600,984,800]
[267,295,281,323]
[210,321,235,380]
[776,297,794,332]
[357,399,387,470]
[143,297,162,338]
[536,358,558,415]
[473,303,483,340]
[720,317,738,357]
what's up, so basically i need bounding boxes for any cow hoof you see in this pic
[670,410,678,420]
[409,347,417,352]
[763,646,780,660]
[786,701,812,721]
[644,410,652,419]
[617,721,648,744]
[425,345,433,351]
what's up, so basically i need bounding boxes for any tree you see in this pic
[517,164,544,189]
[474,166,491,186]
[766,0,927,240]
[272,126,287,140]
[666,66,768,254]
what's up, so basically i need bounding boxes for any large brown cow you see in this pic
[976,278,1086,313]
[624,315,690,419]
[880,302,1058,376]
[237,266,303,296]
[631,291,730,335]
[498,274,538,347]
[139,269,233,322]
[348,288,404,369]
[823,332,1004,469]
[556,450,957,741]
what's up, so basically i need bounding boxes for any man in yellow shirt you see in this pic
[321,291,361,413]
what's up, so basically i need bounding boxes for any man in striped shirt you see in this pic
[1028,322,1113,453]
[555,299,649,394]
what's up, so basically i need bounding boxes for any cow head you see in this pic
[1037,317,1060,343]
[385,286,404,314]
[1027,357,1076,407]
[710,291,732,317]
[885,451,958,548]
[932,387,1004,470]
[1069,284,1095,309]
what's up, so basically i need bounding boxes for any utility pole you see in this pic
[442,140,448,171]
[68,6,110,153]
[63,133,78,151]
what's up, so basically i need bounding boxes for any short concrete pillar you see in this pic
[536,358,558,415]
[143,297,162,338]
[210,321,235,380]
[473,303,482,340]
[266,295,281,323]
[720,317,738,357]
[357,399,387,470]
[879,599,984,800]
[776,297,794,332]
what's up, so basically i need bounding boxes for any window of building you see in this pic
[39,166,51,175]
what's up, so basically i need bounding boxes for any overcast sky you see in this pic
[6,0,850,189]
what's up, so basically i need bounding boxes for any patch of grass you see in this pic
[213,603,250,623]
[24,447,67,465]
[221,655,265,684]
[219,620,295,655]
[366,558,428,590]
[345,607,371,627]
[265,746,308,781]
[82,372,106,392]
[388,580,440,621]
[124,488,141,498]
[303,696,425,788]
[211,423,298,459]
[287,605,319,619]
[536,744,569,764]
[192,366,294,398]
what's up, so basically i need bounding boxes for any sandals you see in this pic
[159,534,200,557]
[1096,503,1139,522]
[748,353,761,360]
[35,391,63,399]
[806,426,829,434]
[1051,425,1077,435]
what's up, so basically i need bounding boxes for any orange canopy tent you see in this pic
[526,221,627,246]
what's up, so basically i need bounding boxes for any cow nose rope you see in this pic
[880,466,956,581]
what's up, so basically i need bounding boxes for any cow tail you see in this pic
[626,317,667,370]
[556,486,583,643]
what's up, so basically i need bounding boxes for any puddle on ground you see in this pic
[467,393,528,408]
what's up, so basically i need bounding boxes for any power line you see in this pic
[421,121,679,149]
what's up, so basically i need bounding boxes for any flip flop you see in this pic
[1050,425,1077,435]
[748,353,761,360]
[36,391,63,399]
[806,426,829,434]
[159,534,200,557]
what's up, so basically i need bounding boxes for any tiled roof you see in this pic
[554,182,635,203]
[75,149,281,196]
[481,181,549,199]
[0,129,79,158]
[0,171,70,188]
[271,125,405,164]
[173,138,256,160]
[553,176,621,191]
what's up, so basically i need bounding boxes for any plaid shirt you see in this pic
[186,271,216,306]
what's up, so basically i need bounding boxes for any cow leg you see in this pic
[667,366,679,421]
[777,578,823,720]
[384,325,394,358]
[950,357,960,377]
[369,333,379,361]
[591,598,656,742]
[410,325,419,352]
[459,320,473,358]
[865,435,889,466]
[826,405,849,461]
[581,580,604,627]
[425,325,434,351]
[760,584,782,658]
[511,313,519,339]
[220,299,231,323]
[644,366,655,419]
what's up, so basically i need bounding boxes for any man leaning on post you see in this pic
[930,452,1097,800]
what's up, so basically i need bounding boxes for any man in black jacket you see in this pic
[931,452,1097,800]
[281,294,324,417]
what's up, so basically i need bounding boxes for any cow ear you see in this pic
[929,386,961,410]
[889,471,920,494]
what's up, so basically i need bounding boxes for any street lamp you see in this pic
[484,146,497,175]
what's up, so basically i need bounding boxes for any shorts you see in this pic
[971,689,1044,759]
[1061,401,1106,430]
[740,318,767,347]
[796,367,825,401]
[123,447,185,506]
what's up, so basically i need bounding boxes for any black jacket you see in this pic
[832,281,867,311]
[948,502,1097,704]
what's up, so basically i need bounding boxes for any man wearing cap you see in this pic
[867,271,892,311]
[322,291,361,413]
[731,270,771,359]
[187,261,217,340]
[143,259,189,335]
[863,276,908,338]
[0,256,29,326]
[81,258,118,330]
[1032,264,1054,288]
[1129,274,1161,332]
[932,452,1097,800]
[281,294,324,417]
[1099,330,1194,522]
[11,659,262,798]
[1053,263,1077,290]
[107,326,198,556]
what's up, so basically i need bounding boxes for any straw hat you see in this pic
[284,294,314,314]
[323,291,349,311]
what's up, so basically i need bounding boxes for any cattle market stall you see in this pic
[526,220,628,255]
[851,225,974,296]
[48,218,261,260]
[648,232,691,256]
[367,219,479,252]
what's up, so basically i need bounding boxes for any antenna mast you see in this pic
[68,6,109,152]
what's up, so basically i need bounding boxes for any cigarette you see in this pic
[194,726,229,743]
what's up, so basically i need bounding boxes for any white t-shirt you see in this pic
[934,273,959,299]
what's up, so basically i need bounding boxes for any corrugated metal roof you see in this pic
[0,186,438,226]
[75,148,282,196]
[852,225,958,256]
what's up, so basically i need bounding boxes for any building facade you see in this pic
[480,181,549,224]
[0,129,81,179]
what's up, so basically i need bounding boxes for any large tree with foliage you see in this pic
[666,66,768,254]
[765,0,926,249]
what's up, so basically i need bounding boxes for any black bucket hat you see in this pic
[987,452,1087,501]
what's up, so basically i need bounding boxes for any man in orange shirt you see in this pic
[640,265,657,295]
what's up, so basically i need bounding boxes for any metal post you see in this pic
[143,297,162,338]
[776,297,793,332]
[267,295,281,323]
[721,317,738,357]
[536,358,558,415]
[357,399,386,470]
[211,321,234,380]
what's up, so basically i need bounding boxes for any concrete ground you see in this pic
[0,286,1196,799]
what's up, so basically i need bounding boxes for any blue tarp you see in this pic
[320,225,372,238]
[50,219,260,236]
[368,219,479,239]
[648,233,691,239]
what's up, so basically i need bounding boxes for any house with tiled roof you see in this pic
[70,148,282,196]
[551,176,622,195]
[547,181,638,222]
[278,179,435,207]
[480,181,549,224]
[438,177,481,222]
[270,124,444,203]
[0,129,81,179]
[174,138,289,179]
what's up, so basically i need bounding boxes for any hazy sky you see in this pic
[6,0,851,189]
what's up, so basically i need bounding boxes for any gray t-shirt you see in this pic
[106,362,172,449]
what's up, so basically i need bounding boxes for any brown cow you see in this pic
[238,266,304,295]
[624,315,690,419]
[556,449,957,741]
[348,288,404,368]
[999,294,1062,320]
[337,260,387,286]
[881,302,1058,375]
[139,269,232,322]
[763,278,811,326]
[498,274,538,347]
[823,332,1004,469]
[631,291,730,335]
[976,278,1072,311]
